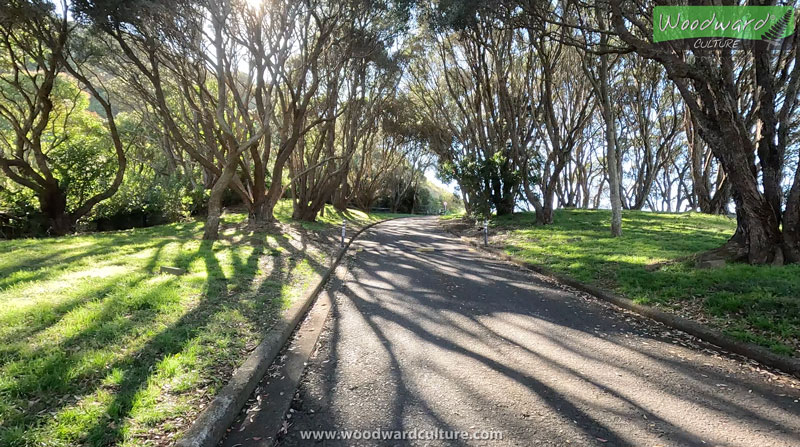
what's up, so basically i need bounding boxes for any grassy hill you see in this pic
[484,209,800,356]
[0,202,401,446]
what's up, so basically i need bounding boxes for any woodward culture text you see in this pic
[299,428,504,441]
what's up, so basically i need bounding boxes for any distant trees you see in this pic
[530,35,594,224]
[1,0,442,239]
[346,95,419,212]
[685,108,732,215]
[289,12,404,221]
[77,0,333,238]
[616,58,682,211]
[412,6,589,218]
[410,16,522,217]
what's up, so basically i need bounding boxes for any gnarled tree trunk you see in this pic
[780,165,800,264]
[695,115,782,264]
[40,187,72,236]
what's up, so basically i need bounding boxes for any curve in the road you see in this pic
[279,217,800,446]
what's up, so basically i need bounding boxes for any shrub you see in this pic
[89,175,187,231]
[0,187,47,238]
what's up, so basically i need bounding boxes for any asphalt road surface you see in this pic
[278,217,800,446]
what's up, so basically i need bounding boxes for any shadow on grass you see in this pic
[0,240,177,351]
[0,224,200,291]
[0,222,331,446]
[82,240,228,445]
[491,210,800,356]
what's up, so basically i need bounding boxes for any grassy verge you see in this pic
[272,200,406,231]
[0,201,401,446]
[460,209,799,356]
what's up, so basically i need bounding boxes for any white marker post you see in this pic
[483,218,488,247]
[341,219,346,248]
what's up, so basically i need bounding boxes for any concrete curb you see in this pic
[174,217,401,447]
[456,234,800,380]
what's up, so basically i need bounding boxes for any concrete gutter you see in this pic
[174,217,400,447]
[457,235,800,380]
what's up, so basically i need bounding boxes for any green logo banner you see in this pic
[654,6,795,49]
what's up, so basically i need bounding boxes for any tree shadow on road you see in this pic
[283,219,800,446]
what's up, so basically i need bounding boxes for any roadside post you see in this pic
[341,219,346,248]
[483,218,488,247]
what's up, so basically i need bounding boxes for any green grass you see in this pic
[486,209,800,356]
[0,201,400,446]
[438,211,466,221]
[272,201,407,231]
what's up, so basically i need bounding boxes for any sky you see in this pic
[425,168,457,193]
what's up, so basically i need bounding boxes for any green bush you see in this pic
[0,187,47,238]
[183,185,210,216]
[89,175,188,231]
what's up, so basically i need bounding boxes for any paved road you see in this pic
[279,217,800,446]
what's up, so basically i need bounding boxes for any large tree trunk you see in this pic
[203,187,224,241]
[332,180,349,212]
[604,0,797,264]
[202,159,239,240]
[521,176,547,224]
[256,150,293,224]
[699,123,782,264]
[495,199,515,216]
[534,165,567,225]
[687,108,732,215]
[606,130,623,237]
[291,183,332,222]
[258,188,281,224]
[40,187,73,236]
[459,189,470,216]
[589,4,622,236]
[488,166,517,217]
[539,187,556,224]
[783,168,800,264]
[292,202,319,222]
[781,144,800,263]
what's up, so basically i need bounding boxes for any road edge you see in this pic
[174,217,400,447]
[447,227,800,380]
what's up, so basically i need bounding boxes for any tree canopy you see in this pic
[1,0,798,265]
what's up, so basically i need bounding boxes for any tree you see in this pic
[685,106,732,214]
[617,58,682,210]
[579,2,623,236]
[525,30,595,224]
[520,0,799,261]
[347,95,416,212]
[0,1,126,235]
[410,11,529,217]
[77,0,343,238]
[75,0,262,239]
[290,17,403,221]
[605,0,800,263]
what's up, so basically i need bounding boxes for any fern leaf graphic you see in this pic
[762,10,793,42]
